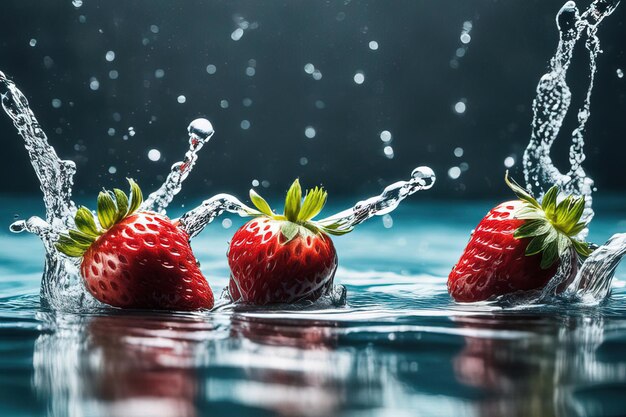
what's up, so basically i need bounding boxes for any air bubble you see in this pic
[206,64,217,75]
[148,149,161,161]
[304,126,316,139]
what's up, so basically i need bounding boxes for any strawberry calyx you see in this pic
[248,179,350,244]
[505,171,593,269]
[55,179,143,258]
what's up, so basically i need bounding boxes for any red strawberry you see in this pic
[55,179,214,310]
[448,174,593,302]
[227,179,347,305]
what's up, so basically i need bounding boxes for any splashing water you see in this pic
[523,0,620,227]
[0,71,435,312]
[519,0,622,305]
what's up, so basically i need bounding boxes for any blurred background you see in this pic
[0,0,624,205]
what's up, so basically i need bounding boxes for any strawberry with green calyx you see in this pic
[447,173,594,303]
[227,179,349,305]
[56,179,214,311]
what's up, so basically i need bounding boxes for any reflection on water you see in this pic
[29,307,626,417]
[2,198,626,417]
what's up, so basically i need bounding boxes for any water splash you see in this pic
[523,0,620,229]
[141,118,214,214]
[1,70,435,311]
[177,166,436,239]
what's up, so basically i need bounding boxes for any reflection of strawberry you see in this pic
[448,174,592,302]
[56,179,213,310]
[227,179,346,305]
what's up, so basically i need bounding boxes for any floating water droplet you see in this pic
[299,157,308,166]
[108,70,118,80]
[617,68,624,78]
[245,67,255,76]
[220,99,229,109]
[460,33,471,44]
[154,69,165,78]
[112,112,121,122]
[304,126,316,139]
[89,77,99,91]
[29,38,37,47]
[108,166,117,174]
[222,218,232,229]
[459,162,469,172]
[206,64,216,75]
[72,0,83,8]
[453,147,464,157]
[383,145,394,159]
[353,72,365,85]
[128,126,136,137]
[177,95,186,104]
[51,99,62,109]
[448,166,461,179]
[240,120,251,130]
[231,28,244,41]
[304,63,315,74]
[454,101,466,114]
[368,41,379,50]
[382,214,393,229]
[315,100,325,109]
[504,156,515,168]
[242,98,252,107]
[252,179,260,187]
[105,50,115,62]
[107,127,115,136]
[148,149,161,161]
[43,56,54,69]
[380,130,392,143]
[150,25,159,34]
[312,70,323,80]
[261,180,270,188]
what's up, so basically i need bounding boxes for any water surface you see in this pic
[1,196,626,417]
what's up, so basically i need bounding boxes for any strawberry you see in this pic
[55,179,214,310]
[448,174,593,302]
[227,179,348,305]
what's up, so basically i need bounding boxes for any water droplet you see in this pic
[240,120,251,130]
[315,100,325,109]
[72,0,83,8]
[617,69,624,78]
[299,157,308,166]
[105,50,115,62]
[187,118,214,141]
[353,72,365,85]
[108,70,118,80]
[148,149,161,161]
[368,41,379,50]
[107,128,115,136]
[89,77,100,91]
[206,64,217,75]
[383,145,394,159]
[380,130,392,143]
[51,99,62,109]
[128,126,136,137]
[454,101,466,114]
[150,25,159,34]
[261,180,270,188]
[29,38,37,47]
[43,56,54,69]
[155,69,165,78]
[220,99,229,109]
[448,166,461,179]
[242,98,253,107]
[231,28,244,41]
[304,126,316,139]
[177,95,186,104]
[252,179,260,187]
[454,147,464,157]
[460,33,471,44]
[245,67,255,76]
[222,218,233,229]
[312,70,323,80]
[382,214,393,228]
[112,112,121,122]
[504,156,515,168]
[108,166,117,174]
[304,63,315,74]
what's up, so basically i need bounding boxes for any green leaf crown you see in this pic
[506,172,593,269]
[55,179,143,258]
[249,179,350,243]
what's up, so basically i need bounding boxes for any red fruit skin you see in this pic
[227,217,338,305]
[448,200,577,302]
[81,212,214,310]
